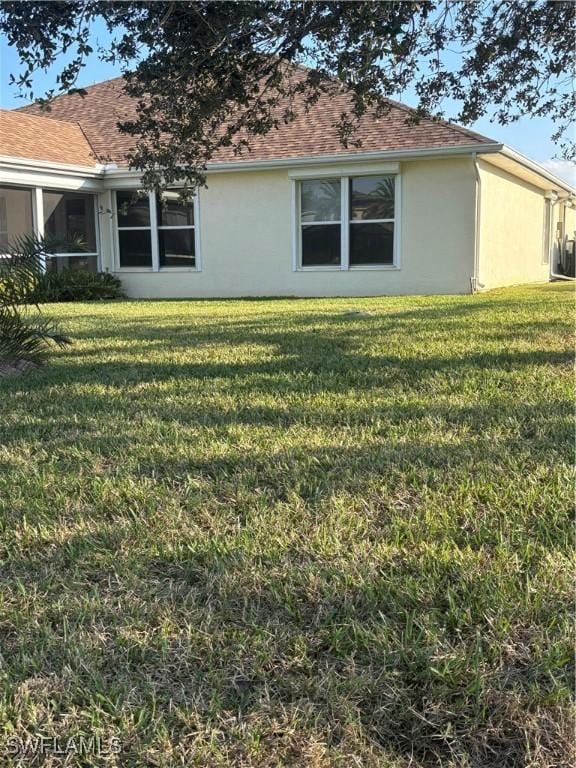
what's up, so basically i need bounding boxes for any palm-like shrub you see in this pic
[0,235,71,374]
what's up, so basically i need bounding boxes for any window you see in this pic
[115,190,198,270]
[349,176,395,266]
[157,191,195,268]
[300,179,341,267]
[297,174,398,269]
[116,191,153,268]
[43,191,98,272]
[44,191,97,250]
[0,186,99,272]
[0,186,34,252]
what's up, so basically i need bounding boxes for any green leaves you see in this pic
[1,2,573,189]
[0,235,72,371]
[33,269,125,303]
[0,234,44,307]
[0,307,71,367]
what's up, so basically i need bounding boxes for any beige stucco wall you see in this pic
[100,157,476,298]
[477,160,551,289]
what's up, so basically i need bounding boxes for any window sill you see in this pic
[295,265,400,273]
[115,268,201,274]
[48,253,99,258]
[349,264,399,271]
[159,268,201,273]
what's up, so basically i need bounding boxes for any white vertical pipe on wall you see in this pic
[471,154,483,294]
[149,190,159,272]
[340,176,349,270]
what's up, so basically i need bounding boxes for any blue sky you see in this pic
[1,22,573,185]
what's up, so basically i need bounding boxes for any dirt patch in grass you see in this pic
[0,359,37,378]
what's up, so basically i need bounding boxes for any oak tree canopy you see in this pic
[1,1,573,191]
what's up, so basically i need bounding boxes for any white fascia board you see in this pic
[500,145,576,196]
[102,173,144,190]
[0,166,104,192]
[1,142,505,189]
[102,143,504,185]
[204,143,503,174]
[0,155,105,191]
[0,154,104,178]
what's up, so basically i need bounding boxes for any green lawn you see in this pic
[0,283,573,767]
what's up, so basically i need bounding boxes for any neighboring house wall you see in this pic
[477,161,550,289]
[564,203,576,239]
[100,157,476,298]
[552,201,576,274]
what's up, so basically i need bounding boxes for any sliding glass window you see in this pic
[349,176,395,266]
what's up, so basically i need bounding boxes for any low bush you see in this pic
[34,269,125,302]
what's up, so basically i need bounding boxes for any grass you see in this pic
[0,283,573,767]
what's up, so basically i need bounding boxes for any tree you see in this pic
[1,1,573,193]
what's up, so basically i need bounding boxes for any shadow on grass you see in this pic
[1,345,572,398]
[0,293,573,765]
[0,395,572,478]
[2,522,572,767]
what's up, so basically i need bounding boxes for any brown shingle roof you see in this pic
[18,75,495,167]
[0,109,96,166]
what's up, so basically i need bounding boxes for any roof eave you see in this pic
[498,145,575,195]
[1,142,513,182]
[0,154,104,178]
[101,143,503,180]
[205,143,504,172]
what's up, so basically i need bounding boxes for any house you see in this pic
[0,76,574,298]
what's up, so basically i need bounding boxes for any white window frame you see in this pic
[297,177,343,271]
[0,197,8,248]
[114,190,155,272]
[156,191,199,272]
[291,170,401,272]
[113,190,201,273]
